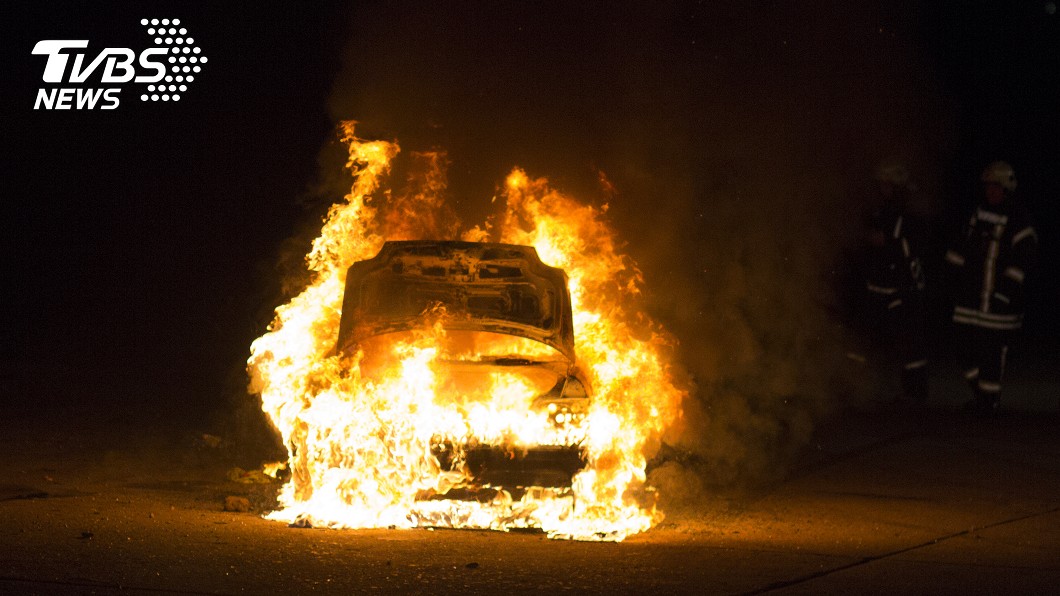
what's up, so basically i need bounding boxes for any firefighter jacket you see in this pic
[864,202,926,311]
[946,202,1037,331]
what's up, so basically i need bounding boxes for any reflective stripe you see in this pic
[901,237,910,258]
[904,359,927,370]
[953,306,1022,324]
[867,284,898,295]
[953,309,1021,323]
[893,215,903,240]
[1003,266,1025,284]
[953,313,1022,330]
[954,306,1019,321]
[982,230,1000,311]
[845,352,867,363]
[975,311,1020,322]
[976,208,1008,225]
[977,380,1001,393]
[964,368,980,380]
[888,299,903,309]
[945,250,965,266]
[1012,226,1037,246]
[993,292,1010,304]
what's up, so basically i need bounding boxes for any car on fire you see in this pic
[336,240,590,495]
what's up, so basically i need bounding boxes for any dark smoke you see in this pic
[295,2,951,494]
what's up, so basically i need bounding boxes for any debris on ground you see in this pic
[223,496,252,512]
[226,467,272,484]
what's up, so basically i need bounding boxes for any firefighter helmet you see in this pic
[874,159,910,187]
[981,161,1017,192]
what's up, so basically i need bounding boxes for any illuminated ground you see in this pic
[3,404,1059,595]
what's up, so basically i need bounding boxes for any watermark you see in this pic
[32,18,207,110]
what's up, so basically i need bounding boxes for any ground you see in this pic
[3,395,1058,596]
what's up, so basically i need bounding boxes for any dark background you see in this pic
[4,2,1058,458]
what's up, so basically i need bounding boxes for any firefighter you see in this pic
[945,161,1037,415]
[862,159,929,402]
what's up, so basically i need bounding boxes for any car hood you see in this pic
[337,241,576,362]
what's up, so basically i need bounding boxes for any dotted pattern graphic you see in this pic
[138,18,207,102]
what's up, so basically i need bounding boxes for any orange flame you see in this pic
[248,122,685,541]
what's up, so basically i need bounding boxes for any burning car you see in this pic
[336,240,591,498]
[251,127,683,539]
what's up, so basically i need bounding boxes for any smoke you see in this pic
[286,2,951,495]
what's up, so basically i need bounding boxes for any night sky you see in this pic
[5,1,1059,434]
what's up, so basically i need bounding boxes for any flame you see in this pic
[248,122,685,541]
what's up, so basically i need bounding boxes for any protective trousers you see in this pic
[886,297,928,401]
[954,323,1010,413]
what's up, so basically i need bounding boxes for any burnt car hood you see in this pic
[337,241,576,362]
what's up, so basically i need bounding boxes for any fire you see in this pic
[248,122,685,541]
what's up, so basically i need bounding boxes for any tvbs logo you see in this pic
[33,18,207,110]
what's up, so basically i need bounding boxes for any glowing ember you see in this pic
[247,121,685,541]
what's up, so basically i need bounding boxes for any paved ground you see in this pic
[2,400,1058,595]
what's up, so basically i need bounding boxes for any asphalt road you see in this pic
[2,406,1059,595]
